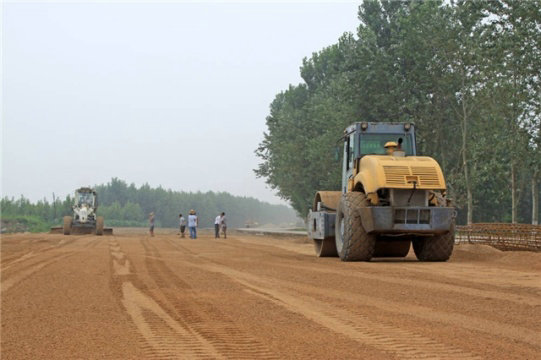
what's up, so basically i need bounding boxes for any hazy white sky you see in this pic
[2,1,360,205]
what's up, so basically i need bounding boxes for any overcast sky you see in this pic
[2,1,360,205]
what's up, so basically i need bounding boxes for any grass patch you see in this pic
[1,215,52,233]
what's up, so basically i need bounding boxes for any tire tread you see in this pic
[413,225,455,261]
[336,192,375,261]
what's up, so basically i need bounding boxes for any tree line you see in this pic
[1,178,298,231]
[255,0,540,225]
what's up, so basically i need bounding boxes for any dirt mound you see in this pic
[451,243,503,262]
[493,251,541,271]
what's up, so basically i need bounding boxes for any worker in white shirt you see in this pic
[179,214,186,238]
[188,210,198,239]
[214,214,222,238]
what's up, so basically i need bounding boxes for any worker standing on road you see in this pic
[179,214,186,238]
[220,212,227,239]
[214,214,221,238]
[188,209,198,239]
[149,212,155,237]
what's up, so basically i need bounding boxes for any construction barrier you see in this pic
[456,223,541,252]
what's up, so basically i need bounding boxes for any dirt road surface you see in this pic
[2,229,540,359]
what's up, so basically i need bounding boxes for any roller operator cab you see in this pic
[307,122,455,261]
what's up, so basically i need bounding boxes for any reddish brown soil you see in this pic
[2,229,540,359]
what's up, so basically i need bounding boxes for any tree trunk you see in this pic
[511,163,517,224]
[461,93,473,225]
[533,173,539,225]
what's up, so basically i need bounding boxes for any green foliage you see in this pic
[0,178,298,231]
[256,0,541,224]
[94,178,298,228]
[1,215,51,233]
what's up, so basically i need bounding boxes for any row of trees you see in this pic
[256,0,540,224]
[1,178,298,229]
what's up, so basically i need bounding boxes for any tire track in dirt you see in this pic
[220,237,541,308]
[109,237,226,359]
[1,236,78,271]
[142,239,278,359]
[271,262,541,307]
[229,236,540,291]
[187,260,480,359]
[195,256,541,348]
[121,282,224,359]
[170,240,481,359]
[1,237,99,294]
[1,252,75,294]
[395,263,541,293]
[208,238,541,310]
[279,274,541,347]
[1,251,37,271]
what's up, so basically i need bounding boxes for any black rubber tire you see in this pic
[413,224,455,261]
[335,192,375,261]
[96,216,104,236]
[63,216,72,235]
[313,239,338,257]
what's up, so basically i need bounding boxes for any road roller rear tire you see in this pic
[413,224,455,261]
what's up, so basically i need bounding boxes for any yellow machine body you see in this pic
[349,155,446,204]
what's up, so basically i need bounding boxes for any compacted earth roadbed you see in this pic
[1,229,540,359]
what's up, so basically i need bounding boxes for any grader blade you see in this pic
[49,226,113,235]
[49,227,63,234]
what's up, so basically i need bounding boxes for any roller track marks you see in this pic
[286,277,541,347]
[1,236,78,271]
[189,249,540,350]
[216,239,541,307]
[121,282,223,359]
[1,252,74,294]
[140,239,278,359]
[226,237,541,293]
[271,262,541,307]
[167,240,481,358]
[225,237,541,293]
[1,237,99,294]
[193,261,480,359]
[1,251,37,271]
[401,263,541,296]
[110,238,222,359]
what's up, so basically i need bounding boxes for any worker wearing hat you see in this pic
[188,209,198,239]
[384,141,398,155]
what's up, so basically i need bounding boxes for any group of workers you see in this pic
[147,210,227,239]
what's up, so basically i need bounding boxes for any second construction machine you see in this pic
[61,187,111,235]
[307,122,455,261]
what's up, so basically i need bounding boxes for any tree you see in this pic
[255,0,539,224]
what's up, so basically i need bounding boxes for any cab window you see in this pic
[360,134,414,156]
